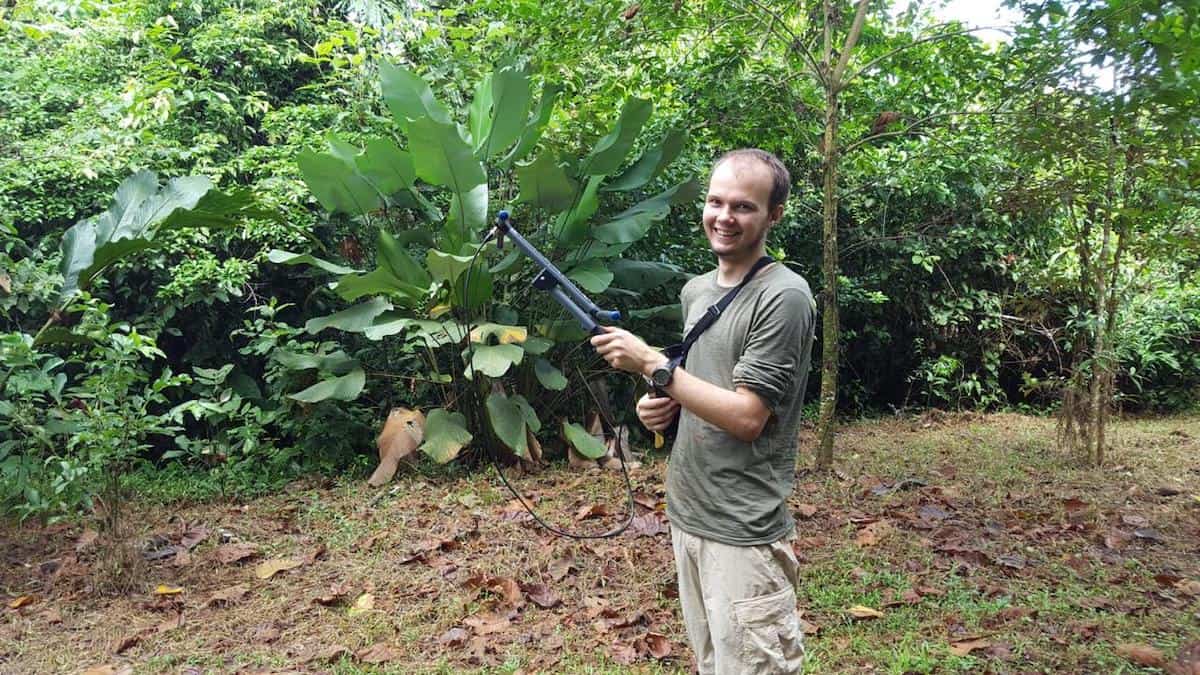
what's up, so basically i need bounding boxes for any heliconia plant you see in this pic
[270,57,695,463]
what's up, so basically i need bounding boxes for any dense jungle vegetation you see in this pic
[1,0,1197,523]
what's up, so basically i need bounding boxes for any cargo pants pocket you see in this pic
[731,586,804,674]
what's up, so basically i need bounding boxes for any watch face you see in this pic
[652,368,671,387]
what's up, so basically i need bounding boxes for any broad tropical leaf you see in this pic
[486,392,529,458]
[267,250,361,276]
[582,98,653,176]
[516,151,578,212]
[297,149,381,215]
[593,178,701,244]
[419,409,473,463]
[288,368,366,402]
[379,61,452,129]
[467,73,494,153]
[500,83,562,168]
[470,323,528,344]
[534,358,567,390]
[408,117,487,233]
[563,420,607,459]
[480,59,532,159]
[305,297,392,334]
[609,259,688,290]
[274,350,359,374]
[566,259,613,293]
[603,128,688,192]
[467,343,524,378]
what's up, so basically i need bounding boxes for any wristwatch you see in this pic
[650,357,679,389]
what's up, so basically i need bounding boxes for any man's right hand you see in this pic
[636,393,681,432]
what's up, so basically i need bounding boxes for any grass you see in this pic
[2,412,1197,673]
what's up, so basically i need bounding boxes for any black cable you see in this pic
[462,226,635,539]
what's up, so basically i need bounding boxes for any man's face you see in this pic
[702,159,782,262]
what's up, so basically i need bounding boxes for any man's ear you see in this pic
[768,204,784,226]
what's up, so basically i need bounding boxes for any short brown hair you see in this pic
[712,148,791,211]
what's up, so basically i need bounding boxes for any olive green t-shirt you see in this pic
[665,263,816,546]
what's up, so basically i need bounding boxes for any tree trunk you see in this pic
[815,80,840,469]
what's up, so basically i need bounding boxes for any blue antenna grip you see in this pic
[608,310,622,321]
[497,210,509,222]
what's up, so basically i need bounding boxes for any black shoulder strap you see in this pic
[666,256,774,365]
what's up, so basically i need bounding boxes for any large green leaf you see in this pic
[516,151,578,212]
[593,178,701,244]
[59,171,249,299]
[500,83,562,168]
[446,182,489,241]
[565,259,613,293]
[274,349,358,374]
[582,98,653,176]
[553,175,603,245]
[377,229,430,287]
[358,137,417,197]
[628,304,682,321]
[486,392,528,458]
[563,420,608,459]
[610,259,688,290]
[408,116,487,234]
[267,250,361,276]
[426,249,477,282]
[602,128,688,192]
[297,148,381,216]
[305,297,392,334]
[534,358,568,390]
[512,393,541,433]
[379,61,451,130]
[333,267,426,304]
[466,343,524,378]
[481,59,532,159]
[288,368,365,403]
[452,263,492,311]
[467,72,494,153]
[419,408,473,463]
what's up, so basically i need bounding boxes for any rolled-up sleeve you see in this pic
[731,288,814,412]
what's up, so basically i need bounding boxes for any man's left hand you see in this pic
[589,327,666,376]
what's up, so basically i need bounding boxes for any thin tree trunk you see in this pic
[815,81,840,469]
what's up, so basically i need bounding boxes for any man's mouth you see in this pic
[712,228,740,242]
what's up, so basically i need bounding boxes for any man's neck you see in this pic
[715,250,767,287]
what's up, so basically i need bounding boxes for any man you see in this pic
[591,148,815,674]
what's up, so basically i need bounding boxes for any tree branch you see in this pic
[831,0,871,87]
[843,25,1013,87]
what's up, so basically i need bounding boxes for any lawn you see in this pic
[2,412,1198,674]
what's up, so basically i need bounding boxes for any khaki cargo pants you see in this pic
[671,525,804,675]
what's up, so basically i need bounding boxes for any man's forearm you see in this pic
[660,367,769,443]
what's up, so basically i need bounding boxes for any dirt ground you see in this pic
[2,412,1198,674]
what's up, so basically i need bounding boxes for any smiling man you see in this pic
[591,149,816,674]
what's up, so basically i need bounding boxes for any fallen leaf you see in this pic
[1121,514,1150,528]
[1175,580,1200,597]
[252,623,282,644]
[307,644,350,664]
[171,549,191,567]
[523,583,562,609]
[994,553,1026,570]
[179,524,209,550]
[300,542,327,565]
[799,617,821,635]
[641,632,671,659]
[114,631,144,654]
[627,512,668,538]
[205,583,249,607]
[356,643,402,664]
[847,605,884,619]
[439,627,470,647]
[153,584,184,596]
[7,594,38,609]
[1133,528,1165,543]
[484,577,524,608]
[609,639,638,665]
[796,504,818,519]
[254,558,302,580]
[575,503,610,521]
[1062,497,1089,513]
[463,611,511,635]
[348,593,375,616]
[215,543,259,564]
[314,581,354,606]
[75,529,99,554]
[1116,643,1167,668]
[856,520,894,547]
[950,638,992,656]
[38,607,63,624]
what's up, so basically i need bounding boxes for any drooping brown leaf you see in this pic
[7,594,38,609]
[575,503,610,521]
[205,583,249,608]
[253,557,302,580]
[313,581,354,606]
[356,643,402,664]
[847,605,884,619]
[463,611,511,635]
[641,632,671,659]
[609,639,638,665]
[522,583,562,609]
[627,512,668,538]
[484,577,524,609]
[179,524,209,550]
[1116,643,1167,669]
[215,543,259,564]
[621,3,640,21]
[949,638,992,656]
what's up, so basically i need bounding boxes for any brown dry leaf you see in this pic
[75,529,99,553]
[949,638,992,657]
[1116,643,1167,669]
[484,577,524,608]
[7,594,38,609]
[463,611,511,635]
[179,524,209,550]
[215,543,259,564]
[300,542,327,565]
[114,631,145,654]
[609,639,638,665]
[313,581,354,606]
[575,503,610,521]
[523,583,562,609]
[847,605,884,619]
[356,643,402,664]
[348,593,375,616]
[205,583,249,607]
[153,584,184,596]
[799,617,821,635]
[307,644,351,664]
[856,520,894,547]
[1175,580,1200,597]
[252,623,282,644]
[1121,514,1150,528]
[627,512,668,538]
[796,504,819,519]
[1062,497,1089,512]
[641,632,671,659]
[253,557,302,580]
[38,607,63,624]
[439,627,470,647]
